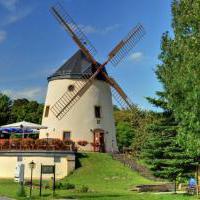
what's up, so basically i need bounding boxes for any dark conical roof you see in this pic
[48,50,107,81]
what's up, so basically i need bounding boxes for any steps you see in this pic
[112,153,162,181]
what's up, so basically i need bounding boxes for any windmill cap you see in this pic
[48,50,107,81]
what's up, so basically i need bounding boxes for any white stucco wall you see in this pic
[40,79,118,152]
[0,153,75,179]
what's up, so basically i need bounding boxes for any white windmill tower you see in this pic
[40,3,145,152]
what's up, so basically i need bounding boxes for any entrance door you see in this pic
[93,129,105,152]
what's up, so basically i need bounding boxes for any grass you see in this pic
[0,153,197,199]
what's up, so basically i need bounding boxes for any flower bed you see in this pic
[77,140,88,146]
[0,138,76,151]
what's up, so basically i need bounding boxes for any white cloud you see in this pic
[0,30,6,43]
[2,7,32,26]
[79,25,96,34]
[79,24,120,35]
[129,52,144,61]
[0,0,18,11]
[3,87,45,101]
[101,24,121,34]
[0,0,32,26]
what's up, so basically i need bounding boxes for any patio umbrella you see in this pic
[0,121,47,129]
[0,121,47,138]
[0,127,39,134]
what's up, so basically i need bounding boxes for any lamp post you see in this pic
[29,160,36,198]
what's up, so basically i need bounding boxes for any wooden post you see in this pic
[174,176,177,194]
[53,165,56,196]
[29,167,33,197]
[196,162,199,196]
[123,147,125,166]
[39,164,42,197]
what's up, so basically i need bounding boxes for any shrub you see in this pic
[17,184,26,197]
[79,185,89,193]
[55,182,75,190]
[63,183,75,190]
[77,140,88,146]
[43,182,50,189]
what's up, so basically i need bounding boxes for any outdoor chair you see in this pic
[35,139,48,150]
[48,138,65,150]
[186,186,196,195]
[1,139,10,150]
[21,138,35,150]
[9,139,21,150]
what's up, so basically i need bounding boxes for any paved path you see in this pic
[0,197,15,200]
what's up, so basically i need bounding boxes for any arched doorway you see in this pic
[93,129,105,152]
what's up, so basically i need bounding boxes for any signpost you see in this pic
[39,164,56,196]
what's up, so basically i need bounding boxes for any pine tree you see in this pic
[156,0,200,155]
[142,92,195,180]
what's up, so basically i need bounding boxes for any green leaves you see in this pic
[156,0,200,156]
[0,93,44,126]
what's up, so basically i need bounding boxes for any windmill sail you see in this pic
[51,3,97,63]
[50,3,145,120]
[108,24,145,66]
[51,27,144,120]
[106,77,134,110]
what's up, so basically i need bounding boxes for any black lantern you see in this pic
[29,160,36,197]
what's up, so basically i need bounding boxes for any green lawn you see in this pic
[0,153,197,200]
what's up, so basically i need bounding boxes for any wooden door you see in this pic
[93,130,105,152]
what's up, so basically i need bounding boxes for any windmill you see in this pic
[40,2,145,152]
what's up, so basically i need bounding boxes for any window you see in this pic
[94,106,101,118]
[44,106,50,117]
[68,84,75,92]
[63,131,71,140]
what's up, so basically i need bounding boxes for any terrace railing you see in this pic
[0,138,75,151]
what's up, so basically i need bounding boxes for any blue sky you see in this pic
[0,0,172,110]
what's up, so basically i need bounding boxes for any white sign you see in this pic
[14,162,25,182]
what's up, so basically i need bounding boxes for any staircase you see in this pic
[112,153,163,181]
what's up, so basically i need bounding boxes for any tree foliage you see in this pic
[156,0,200,155]
[142,92,195,180]
[0,93,12,126]
[10,99,43,124]
[114,106,154,154]
[0,93,43,125]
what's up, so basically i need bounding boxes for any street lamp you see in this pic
[29,160,36,198]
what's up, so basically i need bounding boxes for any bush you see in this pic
[17,184,26,197]
[55,182,75,190]
[79,185,89,193]
[43,182,50,189]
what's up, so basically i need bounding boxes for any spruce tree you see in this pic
[142,92,195,180]
[156,0,200,155]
